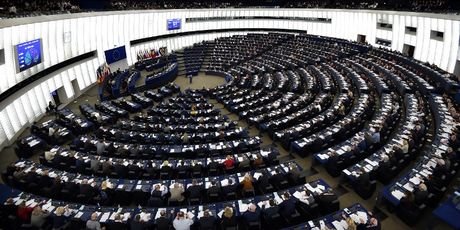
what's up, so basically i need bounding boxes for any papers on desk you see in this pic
[332,220,349,230]
[403,183,414,192]
[274,193,283,204]
[253,172,262,180]
[409,177,421,185]
[350,211,368,223]
[42,203,55,212]
[221,179,229,187]
[100,212,110,222]
[391,190,405,200]
[139,212,151,222]
[217,210,224,218]
[75,211,84,219]
[238,201,249,212]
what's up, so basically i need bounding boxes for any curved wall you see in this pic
[0,8,458,148]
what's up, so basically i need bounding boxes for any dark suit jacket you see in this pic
[222,183,238,195]
[279,197,297,217]
[200,216,217,230]
[207,185,220,195]
[130,220,147,230]
[156,216,171,230]
[242,210,260,223]
[187,185,203,198]
[263,206,279,218]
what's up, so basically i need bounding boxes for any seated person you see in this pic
[222,178,238,196]
[269,168,286,188]
[262,199,279,219]
[207,180,221,197]
[156,210,172,230]
[187,179,203,200]
[413,182,428,205]
[199,209,216,230]
[169,182,185,203]
[220,206,237,228]
[357,211,381,230]
[30,206,50,229]
[317,188,337,206]
[223,155,235,170]
[172,211,194,230]
[287,163,301,183]
[130,214,148,230]
[240,173,254,192]
[86,212,102,230]
[279,192,298,218]
[252,154,264,168]
[53,206,71,230]
[151,184,168,198]
[242,203,260,223]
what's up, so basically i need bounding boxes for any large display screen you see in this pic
[16,39,43,72]
[104,46,127,64]
[167,18,181,30]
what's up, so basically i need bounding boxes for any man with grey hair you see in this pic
[86,212,103,230]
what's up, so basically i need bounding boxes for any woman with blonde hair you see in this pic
[241,173,254,191]
[30,206,50,228]
[221,206,237,229]
[53,206,70,229]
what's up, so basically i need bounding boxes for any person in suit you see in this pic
[287,163,301,184]
[356,168,370,188]
[317,188,337,206]
[151,184,168,198]
[220,207,237,229]
[399,190,416,212]
[53,206,70,230]
[102,160,112,175]
[155,210,172,230]
[207,180,220,198]
[160,160,172,177]
[39,170,53,188]
[130,214,147,230]
[79,179,95,198]
[262,199,279,219]
[222,178,238,196]
[199,209,216,230]
[187,179,203,200]
[90,157,100,173]
[279,192,298,219]
[207,158,220,174]
[242,203,260,223]
[269,168,286,188]
[176,160,190,178]
[413,183,428,205]
[107,213,126,230]
[256,172,271,192]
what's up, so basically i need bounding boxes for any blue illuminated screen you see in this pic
[16,39,42,72]
[167,18,181,30]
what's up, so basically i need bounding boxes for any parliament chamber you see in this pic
[0,2,459,230]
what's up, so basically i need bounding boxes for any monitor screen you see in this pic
[167,18,181,30]
[16,39,43,72]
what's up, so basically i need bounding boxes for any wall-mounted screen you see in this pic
[167,18,181,30]
[104,46,127,64]
[16,39,43,72]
